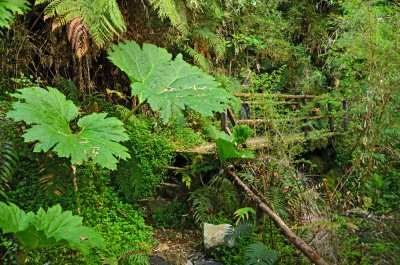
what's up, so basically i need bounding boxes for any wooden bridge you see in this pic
[180,92,351,154]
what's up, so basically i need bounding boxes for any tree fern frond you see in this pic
[180,44,209,70]
[67,17,89,58]
[35,0,126,55]
[0,140,18,200]
[244,242,278,265]
[148,0,188,35]
[0,0,30,29]
[191,28,226,57]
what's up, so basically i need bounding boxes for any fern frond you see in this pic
[224,221,254,242]
[115,158,145,201]
[191,28,226,57]
[189,187,215,223]
[0,140,18,200]
[180,44,209,70]
[67,17,89,58]
[268,186,288,219]
[0,0,30,29]
[244,242,278,265]
[122,253,150,265]
[148,0,188,35]
[54,75,79,102]
[35,0,126,54]
[38,156,73,197]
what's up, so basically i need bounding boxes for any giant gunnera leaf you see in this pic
[206,125,255,163]
[6,87,130,169]
[107,41,232,123]
[0,202,105,254]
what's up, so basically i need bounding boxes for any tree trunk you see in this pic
[228,170,330,265]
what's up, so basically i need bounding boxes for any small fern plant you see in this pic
[244,242,278,265]
[6,86,130,170]
[107,40,232,124]
[0,202,105,262]
[0,140,18,200]
[35,0,126,57]
[0,0,30,29]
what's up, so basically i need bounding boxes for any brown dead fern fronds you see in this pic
[67,17,89,58]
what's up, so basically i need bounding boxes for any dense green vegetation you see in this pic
[0,0,399,264]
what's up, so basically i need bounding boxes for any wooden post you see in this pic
[303,97,309,137]
[220,111,232,135]
[327,103,334,132]
[227,108,238,126]
[343,100,348,131]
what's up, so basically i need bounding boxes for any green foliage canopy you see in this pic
[7,87,130,169]
[35,0,126,47]
[108,41,233,124]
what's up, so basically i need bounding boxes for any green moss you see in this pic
[115,116,175,200]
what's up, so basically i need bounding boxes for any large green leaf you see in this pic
[206,125,255,163]
[216,139,255,163]
[0,203,105,254]
[108,41,232,123]
[0,202,35,234]
[7,87,130,169]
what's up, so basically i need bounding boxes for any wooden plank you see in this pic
[176,132,343,154]
[227,108,237,126]
[234,92,321,99]
[234,92,353,102]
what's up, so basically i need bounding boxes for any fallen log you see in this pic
[228,170,330,265]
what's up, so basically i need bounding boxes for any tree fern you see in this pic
[0,0,30,29]
[148,0,188,35]
[191,28,226,57]
[0,140,18,200]
[35,0,126,56]
[0,203,105,255]
[7,87,130,170]
[244,242,278,265]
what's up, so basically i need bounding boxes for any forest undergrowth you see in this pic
[0,0,399,264]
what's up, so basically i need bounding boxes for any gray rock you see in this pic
[203,223,235,249]
[150,255,171,265]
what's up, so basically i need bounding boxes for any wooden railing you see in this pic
[221,93,350,137]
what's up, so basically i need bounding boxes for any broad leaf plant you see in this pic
[0,202,105,257]
[7,87,130,170]
[107,40,232,124]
